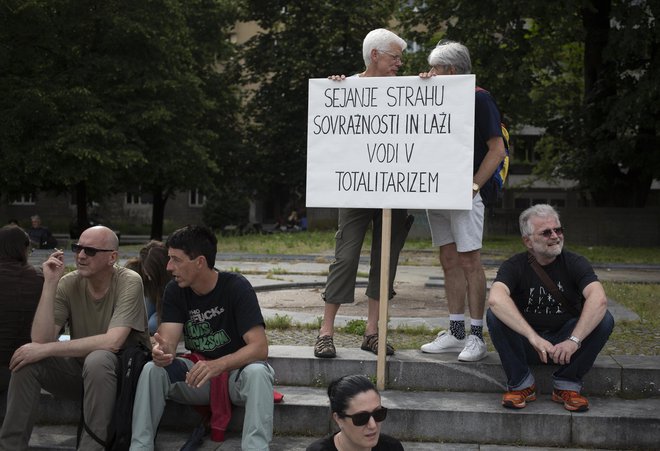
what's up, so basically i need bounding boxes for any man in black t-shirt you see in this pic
[487,204,613,412]
[130,225,274,451]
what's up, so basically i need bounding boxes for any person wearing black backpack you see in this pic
[419,40,508,362]
[0,226,151,451]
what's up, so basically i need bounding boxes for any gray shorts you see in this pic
[426,193,485,252]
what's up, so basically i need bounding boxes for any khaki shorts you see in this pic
[426,193,485,252]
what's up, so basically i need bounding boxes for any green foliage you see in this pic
[400,0,660,207]
[239,0,401,214]
[341,319,367,336]
[0,0,245,238]
[265,313,294,330]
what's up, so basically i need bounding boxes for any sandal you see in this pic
[361,334,394,356]
[314,335,336,358]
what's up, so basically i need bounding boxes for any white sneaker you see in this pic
[458,335,487,362]
[420,331,466,353]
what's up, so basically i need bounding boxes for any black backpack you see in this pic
[78,343,152,450]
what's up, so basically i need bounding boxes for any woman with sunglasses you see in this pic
[307,374,403,451]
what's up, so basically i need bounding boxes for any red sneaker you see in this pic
[552,389,589,412]
[502,384,537,409]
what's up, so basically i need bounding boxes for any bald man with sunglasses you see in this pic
[0,225,150,451]
[486,204,613,412]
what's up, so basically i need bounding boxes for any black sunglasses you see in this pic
[341,406,388,426]
[540,227,564,238]
[71,243,115,257]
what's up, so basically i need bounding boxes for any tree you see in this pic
[0,0,245,239]
[239,0,401,219]
[400,0,660,207]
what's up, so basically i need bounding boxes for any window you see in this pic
[10,193,35,205]
[125,189,152,205]
[189,189,206,207]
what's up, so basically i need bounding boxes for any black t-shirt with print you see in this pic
[494,250,598,331]
[162,271,265,359]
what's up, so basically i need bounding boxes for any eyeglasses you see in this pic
[340,406,388,426]
[539,227,564,238]
[379,50,402,62]
[71,243,115,257]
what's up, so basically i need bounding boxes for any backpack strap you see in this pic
[527,252,580,316]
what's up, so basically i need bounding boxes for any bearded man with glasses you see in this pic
[486,204,613,412]
[0,225,150,450]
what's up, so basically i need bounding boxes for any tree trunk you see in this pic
[72,181,89,238]
[150,188,168,241]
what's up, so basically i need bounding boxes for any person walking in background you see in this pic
[125,240,172,335]
[26,214,57,249]
[419,40,508,362]
[487,204,613,411]
[306,374,403,451]
[0,226,150,450]
[0,225,44,393]
[314,28,414,359]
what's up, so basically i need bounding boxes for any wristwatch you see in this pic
[472,182,480,193]
[568,335,582,348]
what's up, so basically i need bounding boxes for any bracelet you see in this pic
[568,335,582,348]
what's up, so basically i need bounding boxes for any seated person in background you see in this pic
[487,204,614,412]
[307,374,403,451]
[0,225,44,393]
[125,241,172,335]
[0,226,150,450]
[130,225,275,451]
[27,214,57,249]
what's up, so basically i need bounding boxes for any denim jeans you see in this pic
[486,309,614,392]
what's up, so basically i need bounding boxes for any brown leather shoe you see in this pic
[502,384,537,409]
[361,334,394,355]
[314,335,336,358]
[552,389,589,411]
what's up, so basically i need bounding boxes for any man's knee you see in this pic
[240,363,274,387]
[82,350,117,381]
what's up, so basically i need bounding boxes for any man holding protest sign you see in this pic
[420,41,508,362]
[314,28,413,359]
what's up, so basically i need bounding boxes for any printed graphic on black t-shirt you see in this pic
[162,271,265,360]
[494,251,598,331]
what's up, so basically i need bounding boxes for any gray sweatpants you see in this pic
[130,358,275,451]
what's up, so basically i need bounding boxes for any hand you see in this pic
[186,359,223,388]
[10,343,49,371]
[328,74,346,81]
[42,249,66,280]
[151,332,174,367]
[528,335,554,364]
[419,71,435,79]
[549,339,579,365]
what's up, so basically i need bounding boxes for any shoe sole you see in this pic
[458,351,487,362]
[420,345,465,354]
[314,352,336,358]
[502,394,537,409]
[361,345,394,356]
[552,394,589,412]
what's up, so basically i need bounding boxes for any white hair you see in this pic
[428,40,472,74]
[519,204,560,237]
[362,28,407,68]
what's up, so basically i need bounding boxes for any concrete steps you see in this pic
[3,346,659,450]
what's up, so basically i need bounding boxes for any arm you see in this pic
[473,135,507,191]
[186,324,269,388]
[550,281,608,365]
[488,281,554,363]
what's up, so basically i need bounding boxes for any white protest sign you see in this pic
[306,75,475,209]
